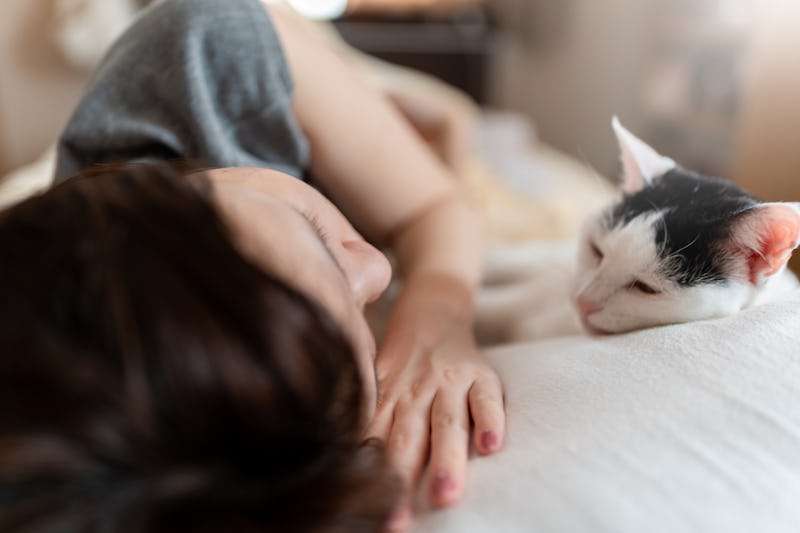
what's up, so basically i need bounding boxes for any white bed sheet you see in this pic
[416,243,800,533]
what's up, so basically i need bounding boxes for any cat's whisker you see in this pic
[671,233,702,256]
[655,215,670,257]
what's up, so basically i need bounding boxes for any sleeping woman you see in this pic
[0,161,400,532]
[0,0,504,532]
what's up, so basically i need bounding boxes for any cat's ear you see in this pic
[612,116,676,194]
[723,203,800,285]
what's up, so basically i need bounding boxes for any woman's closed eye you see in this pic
[630,280,660,295]
[296,209,348,280]
[305,212,334,247]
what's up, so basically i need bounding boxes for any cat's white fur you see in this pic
[576,212,755,334]
[573,119,800,334]
[476,237,798,344]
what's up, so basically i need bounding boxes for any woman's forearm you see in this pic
[390,192,483,317]
[266,3,483,322]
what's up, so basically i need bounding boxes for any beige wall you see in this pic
[490,0,661,178]
[732,0,800,273]
[0,83,6,172]
[0,0,87,174]
[733,0,800,202]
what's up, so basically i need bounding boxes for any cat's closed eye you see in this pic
[590,241,603,260]
[630,280,660,295]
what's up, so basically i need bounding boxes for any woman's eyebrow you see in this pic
[290,208,347,280]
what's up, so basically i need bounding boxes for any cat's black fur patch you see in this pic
[606,168,759,285]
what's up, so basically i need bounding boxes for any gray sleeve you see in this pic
[54,0,309,182]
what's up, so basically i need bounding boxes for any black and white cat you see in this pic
[476,118,800,344]
[574,118,800,334]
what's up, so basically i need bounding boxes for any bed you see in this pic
[4,116,799,533]
[419,238,800,533]
[418,288,800,532]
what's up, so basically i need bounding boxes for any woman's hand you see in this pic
[366,274,505,531]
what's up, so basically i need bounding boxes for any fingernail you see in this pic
[432,470,455,500]
[481,430,498,452]
[386,507,410,532]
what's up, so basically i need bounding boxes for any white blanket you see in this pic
[416,243,800,532]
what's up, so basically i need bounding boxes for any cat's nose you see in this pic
[576,296,602,316]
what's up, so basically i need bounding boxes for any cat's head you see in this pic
[574,118,800,334]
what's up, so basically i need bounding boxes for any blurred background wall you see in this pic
[489,0,761,179]
[489,0,659,177]
[0,0,86,173]
[733,0,800,202]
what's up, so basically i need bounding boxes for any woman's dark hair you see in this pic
[0,161,400,532]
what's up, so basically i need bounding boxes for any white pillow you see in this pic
[416,264,800,532]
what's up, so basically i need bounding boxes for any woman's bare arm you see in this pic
[267,5,505,529]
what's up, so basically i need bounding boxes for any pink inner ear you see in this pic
[730,204,800,284]
[620,149,645,195]
[612,117,676,194]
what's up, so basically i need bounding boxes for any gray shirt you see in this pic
[55,0,310,182]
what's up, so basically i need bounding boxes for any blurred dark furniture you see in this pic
[334,8,496,103]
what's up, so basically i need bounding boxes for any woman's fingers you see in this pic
[385,504,413,533]
[365,397,393,442]
[386,396,433,494]
[426,389,470,508]
[468,376,506,455]
[380,394,434,532]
